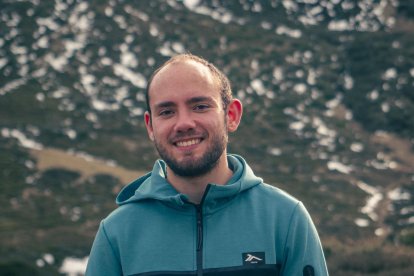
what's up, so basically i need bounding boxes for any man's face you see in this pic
[145,60,229,177]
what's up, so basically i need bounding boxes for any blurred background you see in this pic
[1,0,414,275]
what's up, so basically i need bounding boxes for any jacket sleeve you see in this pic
[86,221,122,276]
[281,202,329,276]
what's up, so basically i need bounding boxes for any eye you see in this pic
[193,104,210,111]
[158,109,174,117]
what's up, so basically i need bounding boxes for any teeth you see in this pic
[176,139,201,147]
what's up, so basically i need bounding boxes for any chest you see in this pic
[117,202,285,275]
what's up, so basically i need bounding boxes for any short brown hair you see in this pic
[145,54,233,113]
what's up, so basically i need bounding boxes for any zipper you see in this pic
[194,184,211,276]
[195,204,203,276]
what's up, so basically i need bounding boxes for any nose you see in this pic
[173,110,196,133]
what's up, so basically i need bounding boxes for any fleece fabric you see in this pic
[86,154,329,276]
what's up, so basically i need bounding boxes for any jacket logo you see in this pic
[242,252,265,265]
[245,254,262,262]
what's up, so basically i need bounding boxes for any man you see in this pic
[86,54,329,276]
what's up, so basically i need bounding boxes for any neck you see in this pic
[166,154,233,204]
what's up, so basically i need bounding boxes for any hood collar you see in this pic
[116,154,262,212]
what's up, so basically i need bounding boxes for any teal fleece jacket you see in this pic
[86,155,328,276]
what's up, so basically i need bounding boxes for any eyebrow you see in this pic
[154,101,175,109]
[153,96,216,110]
[186,96,215,105]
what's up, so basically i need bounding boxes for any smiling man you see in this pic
[86,54,329,276]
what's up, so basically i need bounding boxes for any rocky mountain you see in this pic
[1,0,414,275]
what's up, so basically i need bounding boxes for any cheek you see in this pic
[151,122,171,139]
[207,119,227,134]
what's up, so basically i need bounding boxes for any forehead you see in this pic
[148,60,220,104]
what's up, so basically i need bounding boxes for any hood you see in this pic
[116,154,263,212]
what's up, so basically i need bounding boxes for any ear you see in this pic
[226,99,243,132]
[144,111,155,141]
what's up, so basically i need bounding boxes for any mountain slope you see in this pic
[1,0,414,274]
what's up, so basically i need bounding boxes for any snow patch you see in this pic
[327,161,352,174]
[1,128,43,150]
[355,181,383,221]
[59,257,88,276]
[388,188,411,201]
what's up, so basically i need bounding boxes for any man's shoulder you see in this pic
[248,182,301,208]
[238,182,310,226]
[100,200,152,229]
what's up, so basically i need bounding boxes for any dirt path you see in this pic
[30,147,144,185]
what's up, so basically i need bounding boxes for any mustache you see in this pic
[168,129,205,142]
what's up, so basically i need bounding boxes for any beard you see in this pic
[153,129,228,178]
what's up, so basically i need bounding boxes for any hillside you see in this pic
[1,0,414,275]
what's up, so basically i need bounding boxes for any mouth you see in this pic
[174,138,203,148]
